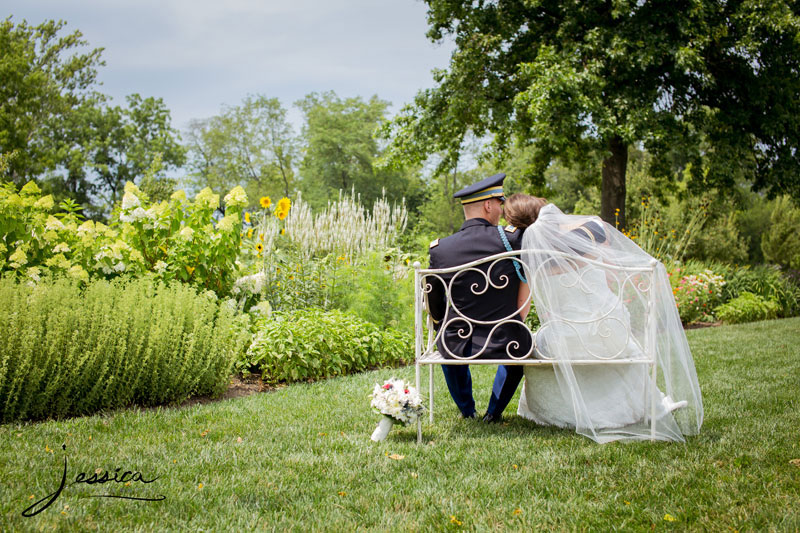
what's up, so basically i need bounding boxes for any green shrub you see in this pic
[241,309,412,383]
[686,212,749,265]
[339,251,415,332]
[715,292,780,324]
[761,195,800,270]
[719,264,800,318]
[0,276,248,423]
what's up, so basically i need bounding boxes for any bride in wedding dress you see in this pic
[503,195,703,443]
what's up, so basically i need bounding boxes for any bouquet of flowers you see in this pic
[369,378,425,441]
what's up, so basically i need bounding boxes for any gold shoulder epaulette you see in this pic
[504,225,517,233]
[429,238,440,248]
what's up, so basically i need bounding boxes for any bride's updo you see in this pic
[504,194,548,230]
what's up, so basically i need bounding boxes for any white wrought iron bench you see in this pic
[412,249,662,443]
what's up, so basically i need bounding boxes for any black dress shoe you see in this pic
[482,412,501,424]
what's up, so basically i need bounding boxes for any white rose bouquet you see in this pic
[369,378,425,441]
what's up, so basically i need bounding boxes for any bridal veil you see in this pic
[520,204,703,443]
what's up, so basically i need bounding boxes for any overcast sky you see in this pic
[5,0,454,132]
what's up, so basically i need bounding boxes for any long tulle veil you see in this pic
[521,204,703,442]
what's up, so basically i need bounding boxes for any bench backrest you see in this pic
[413,250,659,363]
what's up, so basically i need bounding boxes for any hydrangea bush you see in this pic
[1,180,249,297]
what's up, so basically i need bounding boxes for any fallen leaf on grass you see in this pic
[450,515,462,526]
[237,437,243,443]
[411,472,418,478]
[200,429,209,437]
[338,491,346,496]
[790,458,800,467]
[388,454,405,460]
[513,508,522,516]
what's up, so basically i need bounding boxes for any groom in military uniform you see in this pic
[427,173,527,423]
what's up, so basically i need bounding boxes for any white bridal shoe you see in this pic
[661,395,689,413]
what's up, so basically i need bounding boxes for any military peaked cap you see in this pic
[453,173,506,204]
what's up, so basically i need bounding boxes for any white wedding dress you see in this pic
[515,205,703,443]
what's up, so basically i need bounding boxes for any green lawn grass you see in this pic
[2,318,799,531]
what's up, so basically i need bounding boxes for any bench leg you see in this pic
[429,364,434,424]
[650,362,657,442]
[416,362,421,444]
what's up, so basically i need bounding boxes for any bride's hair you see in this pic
[504,194,548,230]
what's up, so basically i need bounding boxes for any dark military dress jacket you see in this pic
[427,218,531,359]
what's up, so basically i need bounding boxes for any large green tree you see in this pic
[186,95,298,204]
[0,18,103,184]
[1,19,185,216]
[297,91,418,210]
[79,94,186,209]
[384,0,800,228]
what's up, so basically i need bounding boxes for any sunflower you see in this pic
[275,208,288,220]
[244,212,251,223]
[247,228,254,238]
[256,243,264,253]
[277,197,291,213]
[259,196,272,209]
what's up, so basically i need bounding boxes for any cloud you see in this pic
[6,0,453,128]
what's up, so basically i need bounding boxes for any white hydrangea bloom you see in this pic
[45,216,65,231]
[113,262,126,272]
[121,191,141,210]
[234,272,267,295]
[26,266,41,282]
[179,226,195,241]
[216,213,238,233]
[34,195,54,210]
[223,186,248,209]
[154,260,168,274]
[9,248,27,268]
[195,187,220,211]
[76,221,95,235]
[53,242,71,254]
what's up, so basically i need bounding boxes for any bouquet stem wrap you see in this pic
[370,415,395,442]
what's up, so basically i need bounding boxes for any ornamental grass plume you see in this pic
[284,189,407,263]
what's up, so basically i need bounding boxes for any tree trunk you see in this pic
[601,136,628,230]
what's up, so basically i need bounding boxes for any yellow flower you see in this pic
[664,513,676,522]
[260,196,272,209]
[275,208,288,221]
[244,212,251,223]
[259,233,264,242]
[247,228,254,238]
[450,515,462,526]
[280,228,285,235]
[277,197,291,212]
[513,508,522,516]
[186,266,195,275]
[256,243,264,253]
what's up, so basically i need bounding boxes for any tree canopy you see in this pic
[0,18,103,184]
[383,0,800,228]
[1,18,185,216]
[186,95,298,207]
[297,91,419,210]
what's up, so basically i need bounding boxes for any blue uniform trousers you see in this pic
[440,342,524,417]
